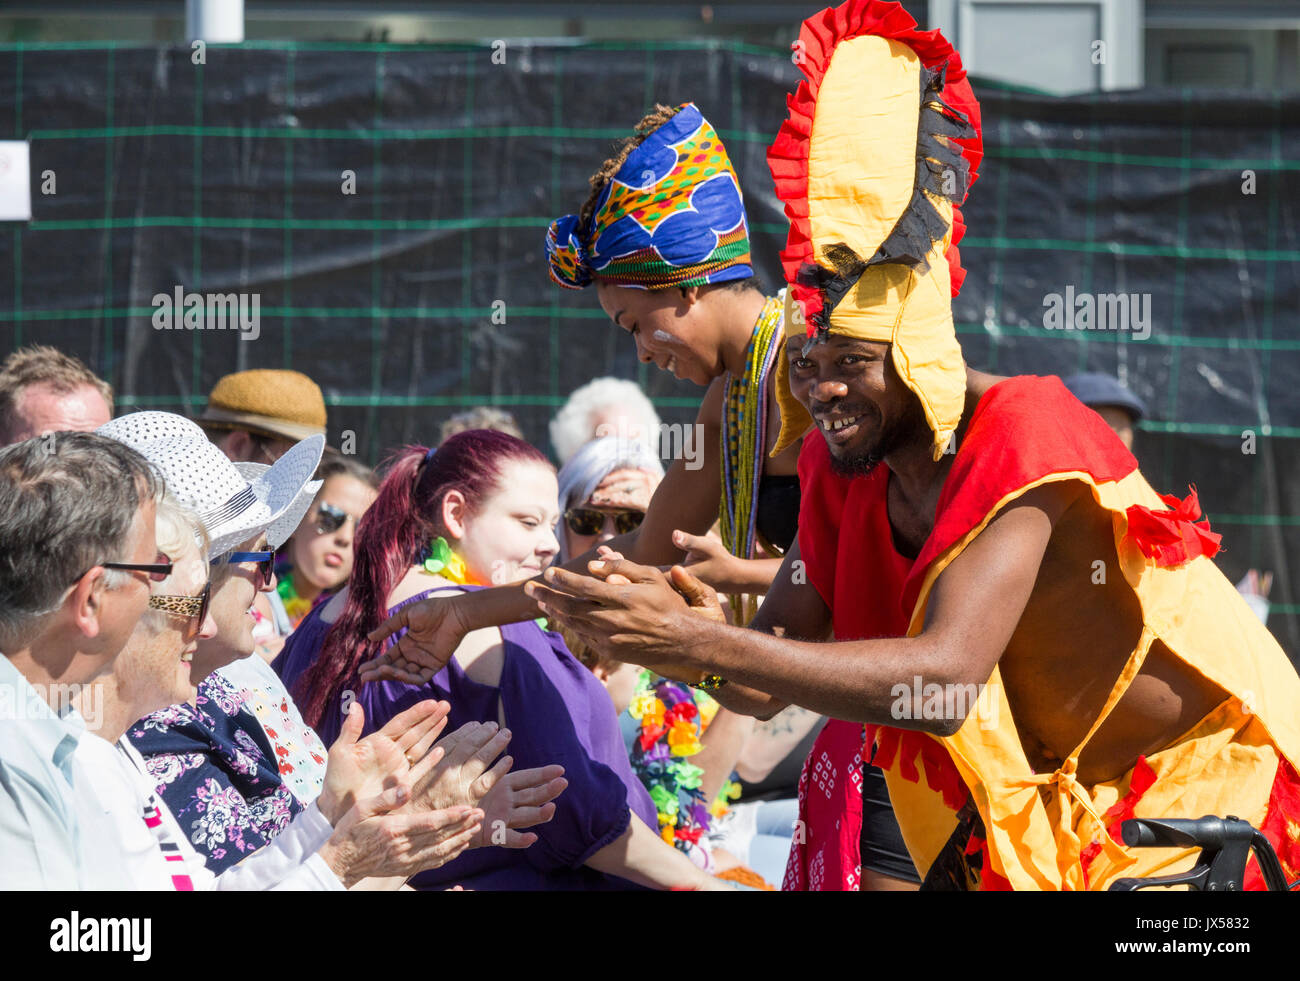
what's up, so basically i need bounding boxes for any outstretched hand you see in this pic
[359,593,472,685]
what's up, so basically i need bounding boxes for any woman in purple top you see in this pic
[275,430,724,890]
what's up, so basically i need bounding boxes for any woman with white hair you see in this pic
[97,412,563,877]
[554,438,769,880]
[555,436,663,562]
[97,411,332,865]
[75,493,495,889]
[549,377,663,467]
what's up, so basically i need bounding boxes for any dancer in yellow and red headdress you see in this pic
[524,0,1300,890]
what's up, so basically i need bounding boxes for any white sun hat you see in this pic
[97,411,324,559]
[233,462,321,549]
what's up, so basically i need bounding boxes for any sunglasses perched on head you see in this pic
[212,550,275,589]
[148,580,212,626]
[315,502,360,535]
[563,507,645,537]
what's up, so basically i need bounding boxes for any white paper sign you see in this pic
[0,141,32,221]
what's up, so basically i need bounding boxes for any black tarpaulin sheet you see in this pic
[0,40,1295,656]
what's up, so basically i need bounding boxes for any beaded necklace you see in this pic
[719,291,785,621]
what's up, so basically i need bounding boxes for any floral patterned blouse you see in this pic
[128,671,305,873]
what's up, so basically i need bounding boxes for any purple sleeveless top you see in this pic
[274,584,657,890]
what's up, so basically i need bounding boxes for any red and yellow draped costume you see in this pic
[797,374,1300,889]
[769,0,1300,890]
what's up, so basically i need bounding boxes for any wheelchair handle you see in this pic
[1121,816,1254,850]
[1114,815,1290,891]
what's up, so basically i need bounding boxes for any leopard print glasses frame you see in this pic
[147,580,211,624]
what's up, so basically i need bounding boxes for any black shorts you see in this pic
[860,761,922,884]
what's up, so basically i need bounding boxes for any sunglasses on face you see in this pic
[213,550,275,589]
[563,507,645,537]
[148,579,212,626]
[315,502,359,536]
[90,552,174,584]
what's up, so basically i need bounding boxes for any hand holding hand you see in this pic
[523,557,710,677]
[593,545,726,625]
[667,564,728,625]
[672,529,746,593]
[359,593,472,685]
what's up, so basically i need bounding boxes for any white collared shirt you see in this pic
[0,655,132,889]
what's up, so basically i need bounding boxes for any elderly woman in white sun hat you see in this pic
[97,412,562,880]
[97,411,334,867]
[75,492,503,889]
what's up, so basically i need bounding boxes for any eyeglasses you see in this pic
[82,552,174,584]
[315,502,360,536]
[148,580,212,626]
[213,550,275,589]
[563,507,645,537]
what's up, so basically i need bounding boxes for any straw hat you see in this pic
[197,369,328,442]
[98,411,323,558]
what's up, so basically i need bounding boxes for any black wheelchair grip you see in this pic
[1121,816,1251,849]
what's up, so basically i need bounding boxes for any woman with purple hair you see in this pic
[275,429,727,890]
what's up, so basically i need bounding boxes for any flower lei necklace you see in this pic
[276,570,315,627]
[627,669,739,852]
[420,536,472,584]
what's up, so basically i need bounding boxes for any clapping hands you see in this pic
[405,720,568,849]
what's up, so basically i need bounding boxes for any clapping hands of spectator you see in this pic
[318,784,482,887]
[404,721,568,849]
[317,698,451,824]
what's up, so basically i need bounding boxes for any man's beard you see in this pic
[826,408,891,478]
[828,444,884,478]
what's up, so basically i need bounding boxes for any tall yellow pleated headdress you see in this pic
[767,0,983,461]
